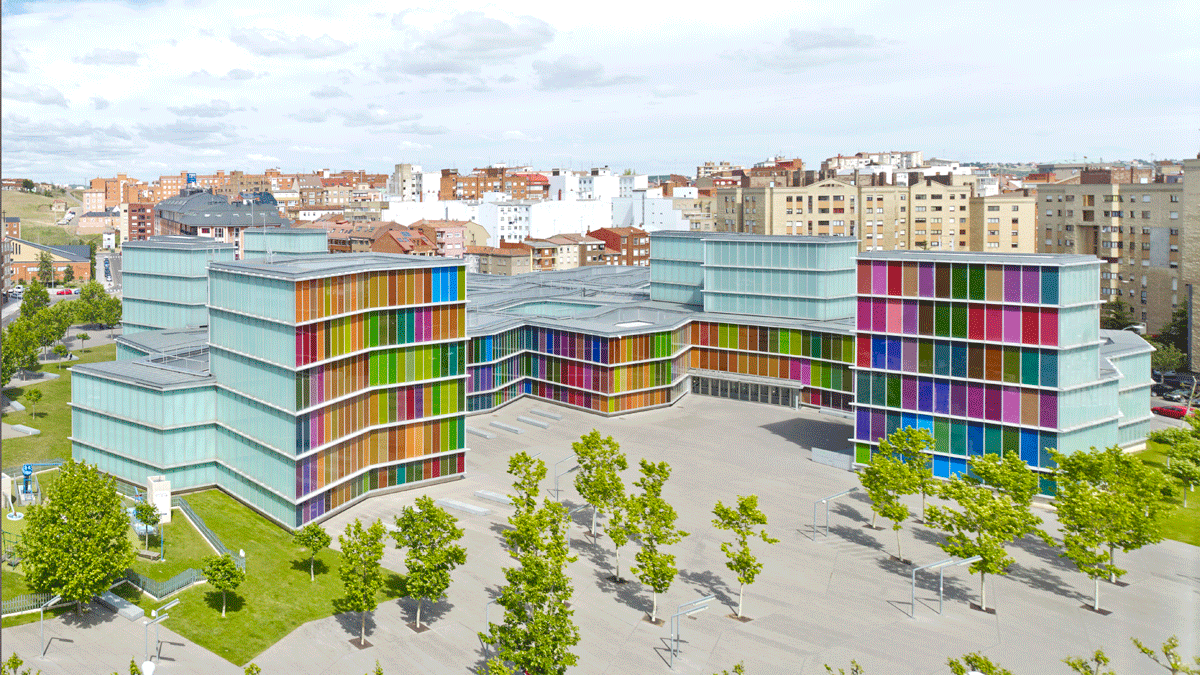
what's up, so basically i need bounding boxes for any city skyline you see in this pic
[2,0,1198,183]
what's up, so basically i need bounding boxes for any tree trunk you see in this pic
[921,490,927,522]
[77,599,82,614]
[652,591,658,623]
[222,590,227,618]
[591,509,598,538]
[310,556,315,582]
[979,573,986,612]
[417,597,423,628]
[360,611,365,644]
[1093,576,1100,612]
[614,548,621,582]
[896,529,902,560]
[1109,545,1116,584]
[871,510,877,528]
[737,583,745,618]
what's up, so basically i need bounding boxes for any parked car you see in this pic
[55,289,72,295]
[1152,384,1174,397]
[1152,405,1195,419]
[1162,392,1191,403]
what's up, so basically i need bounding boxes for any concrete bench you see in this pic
[474,490,513,506]
[489,421,522,434]
[434,499,490,517]
[137,549,161,561]
[530,408,563,420]
[466,426,497,439]
[516,415,550,429]
[97,590,144,621]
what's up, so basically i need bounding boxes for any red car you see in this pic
[55,289,73,295]
[1151,405,1195,419]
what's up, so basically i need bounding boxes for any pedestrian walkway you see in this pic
[1,599,241,675]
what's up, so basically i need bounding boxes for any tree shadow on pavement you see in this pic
[395,596,456,627]
[59,601,119,629]
[827,523,885,552]
[1005,562,1086,603]
[676,568,736,614]
[331,598,377,639]
[592,568,649,614]
[1011,533,1076,573]
[832,501,869,525]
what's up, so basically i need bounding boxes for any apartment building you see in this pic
[77,211,119,235]
[587,227,650,266]
[408,219,467,258]
[465,245,533,276]
[968,191,1037,253]
[714,174,991,253]
[1184,159,1200,371]
[4,238,91,284]
[440,167,531,200]
[822,151,924,171]
[1039,161,1198,334]
[83,189,106,212]
[156,188,289,258]
[696,161,742,179]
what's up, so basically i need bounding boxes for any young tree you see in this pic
[572,429,629,538]
[292,522,332,582]
[711,494,779,619]
[391,496,467,628]
[606,494,638,583]
[1063,650,1115,675]
[1165,440,1200,507]
[89,241,97,280]
[629,460,689,623]
[858,447,915,559]
[202,554,245,618]
[481,494,580,675]
[505,451,548,556]
[1158,306,1190,354]
[1100,299,1137,330]
[52,344,68,365]
[946,653,1012,675]
[133,500,160,550]
[338,518,387,645]
[20,280,49,318]
[1,319,40,385]
[1149,340,1188,373]
[100,296,122,337]
[63,265,75,284]
[18,460,135,613]
[924,453,1047,612]
[77,332,90,352]
[36,252,55,286]
[1088,446,1176,582]
[1132,635,1200,674]
[23,388,42,419]
[881,427,936,521]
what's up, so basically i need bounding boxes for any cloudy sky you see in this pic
[3,0,1198,183]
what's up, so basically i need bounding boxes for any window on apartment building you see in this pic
[1170,195,1180,202]
[914,206,926,212]
[988,230,999,236]
[986,242,999,248]
[1082,211,1095,221]
[1046,210,1054,217]
[987,205,1000,212]
[915,218,926,225]
[1170,212,1180,219]
[915,229,926,235]
[1171,228,1180,235]
[931,194,943,200]
[987,217,999,224]
[1011,231,1019,237]
[1084,195,1095,206]
[1066,210,1074,217]
[915,194,926,200]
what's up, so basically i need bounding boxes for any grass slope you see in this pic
[0,190,61,228]
[127,510,218,582]
[151,490,405,665]
[2,343,117,469]
[1139,441,1200,546]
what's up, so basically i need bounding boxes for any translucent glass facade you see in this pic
[121,238,235,333]
[851,254,1129,495]
[242,228,329,259]
[73,253,469,530]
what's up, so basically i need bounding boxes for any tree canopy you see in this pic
[19,280,49,318]
[712,494,778,619]
[292,522,332,582]
[629,459,688,623]
[338,518,387,644]
[19,460,135,613]
[1100,299,1137,330]
[391,496,467,628]
[202,554,245,618]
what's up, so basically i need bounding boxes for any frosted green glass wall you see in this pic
[215,426,296,497]
[1058,306,1100,349]
[74,444,218,490]
[209,270,295,324]
[1057,381,1118,431]
[210,310,297,368]
[216,388,296,455]
[1056,421,1121,460]
[702,239,856,320]
[116,343,148,361]
[122,272,209,305]
[214,460,295,526]
[209,350,296,411]
[72,410,215,466]
[242,230,328,257]
[650,234,706,306]
[123,298,210,332]
[124,245,234,275]
[1058,265,1101,306]
[1057,346,1099,388]
[73,373,215,426]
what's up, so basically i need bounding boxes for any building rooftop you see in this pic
[73,353,212,391]
[857,250,1102,266]
[124,235,235,251]
[210,252,462,280]
[117,327,209,355]
[6,238,90,261]
[650,231,858,245]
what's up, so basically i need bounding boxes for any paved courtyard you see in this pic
[6,394,1198,674]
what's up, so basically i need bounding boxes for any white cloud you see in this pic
[2,44,28,73]
[502,130,542,142]
[652,85,695,98]
[167,100,246,117]
[532,55,639,91]
[386,11,554,76]
[247,153,280,162]
[231,27,354,59]
[310,85,349,98]
[91,97,110,110]
[3,83,69,107]
[75,48,141,65]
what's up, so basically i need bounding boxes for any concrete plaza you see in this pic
[6,394,1198,674]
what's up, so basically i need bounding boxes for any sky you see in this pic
[2,0,1199,184]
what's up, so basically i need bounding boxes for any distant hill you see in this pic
[1,190,63,227]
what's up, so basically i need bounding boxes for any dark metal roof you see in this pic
[156,189,290,228]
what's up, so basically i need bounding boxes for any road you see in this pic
[1,253,121,329]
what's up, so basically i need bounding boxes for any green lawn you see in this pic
[0,190,61,228]
[128,510,217,582]
[1138,441,1200,546]
[151,490,406,665]
[2,343,117,469]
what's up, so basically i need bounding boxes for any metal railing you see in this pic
[123,568,204,601]
[2,592,68,616]
[173,496,245,570]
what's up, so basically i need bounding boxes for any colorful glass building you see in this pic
[71,233,1151,526]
